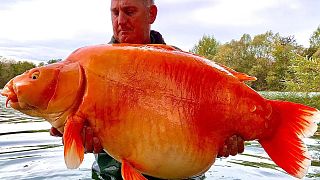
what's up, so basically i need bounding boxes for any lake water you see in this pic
[0,94,319,180]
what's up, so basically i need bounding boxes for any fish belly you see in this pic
[98,108,220,178]
[82,80,222,178]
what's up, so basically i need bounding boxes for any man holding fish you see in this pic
[50,0,245,179]
[3,0,319,179]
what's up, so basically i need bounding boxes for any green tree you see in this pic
[268,35,302,91]
[249,58,272,90]
[0,61,13,88]
[247,32,303,91]
[47,59,62,64]
[190,35,220,60]
[285,55,320,92]
[38,62,45,67]
[0,62,4,87]
[11,61,36,76]
[214,32,276,90]
[191,31,307,91]
[304,25,320,58]
[310,26,320,48]
[0,59,36,88]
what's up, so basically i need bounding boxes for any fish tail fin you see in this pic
[63,115,85,169]
[259,100,319,178]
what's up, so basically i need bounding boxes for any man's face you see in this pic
[111,0,156,44]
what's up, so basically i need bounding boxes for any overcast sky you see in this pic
[0,0,319,63]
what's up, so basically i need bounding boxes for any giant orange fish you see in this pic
[1,44,319,179]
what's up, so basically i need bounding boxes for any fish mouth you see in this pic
[1,80,41,112]
[1,84,19,108]
[1,86,34,111]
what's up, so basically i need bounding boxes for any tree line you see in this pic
[0,57,61,88]
[191,26,320,92]
[1,26,319,92]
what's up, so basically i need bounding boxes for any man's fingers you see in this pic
[225,135,236,157]
[93,137,103,153]
[223,145,230,157]
[81,126,103,154]
[81,126,86,147]
[229,135,238,156]
[218,135,245,158]
[217,145,225,157]
[237,136,245,153]
[49,127,63,137]
[85,127,94,153]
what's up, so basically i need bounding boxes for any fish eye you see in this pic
[30,71,40,80]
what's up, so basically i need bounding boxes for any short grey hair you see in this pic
[145,0,155,5]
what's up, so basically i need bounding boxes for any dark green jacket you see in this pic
[109,30,166,44]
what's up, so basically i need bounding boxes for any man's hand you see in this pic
[49,126,103,154]
[81,126,103,153]
[50,127,63,137]
[218,135,244,157]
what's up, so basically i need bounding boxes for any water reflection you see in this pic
[0,95,94,180]
[0,94,319,179]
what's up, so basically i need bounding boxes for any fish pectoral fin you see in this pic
[63,115,85,169]
[121,160,147,180]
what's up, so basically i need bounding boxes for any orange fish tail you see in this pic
[259,100,320,178]
[63,115,85,169]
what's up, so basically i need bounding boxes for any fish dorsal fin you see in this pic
[113,43,178,51]
[121,160,147,180]
[144,44,178,51]
[218,63,257,82]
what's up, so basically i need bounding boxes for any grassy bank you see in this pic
[259,91,320,110]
